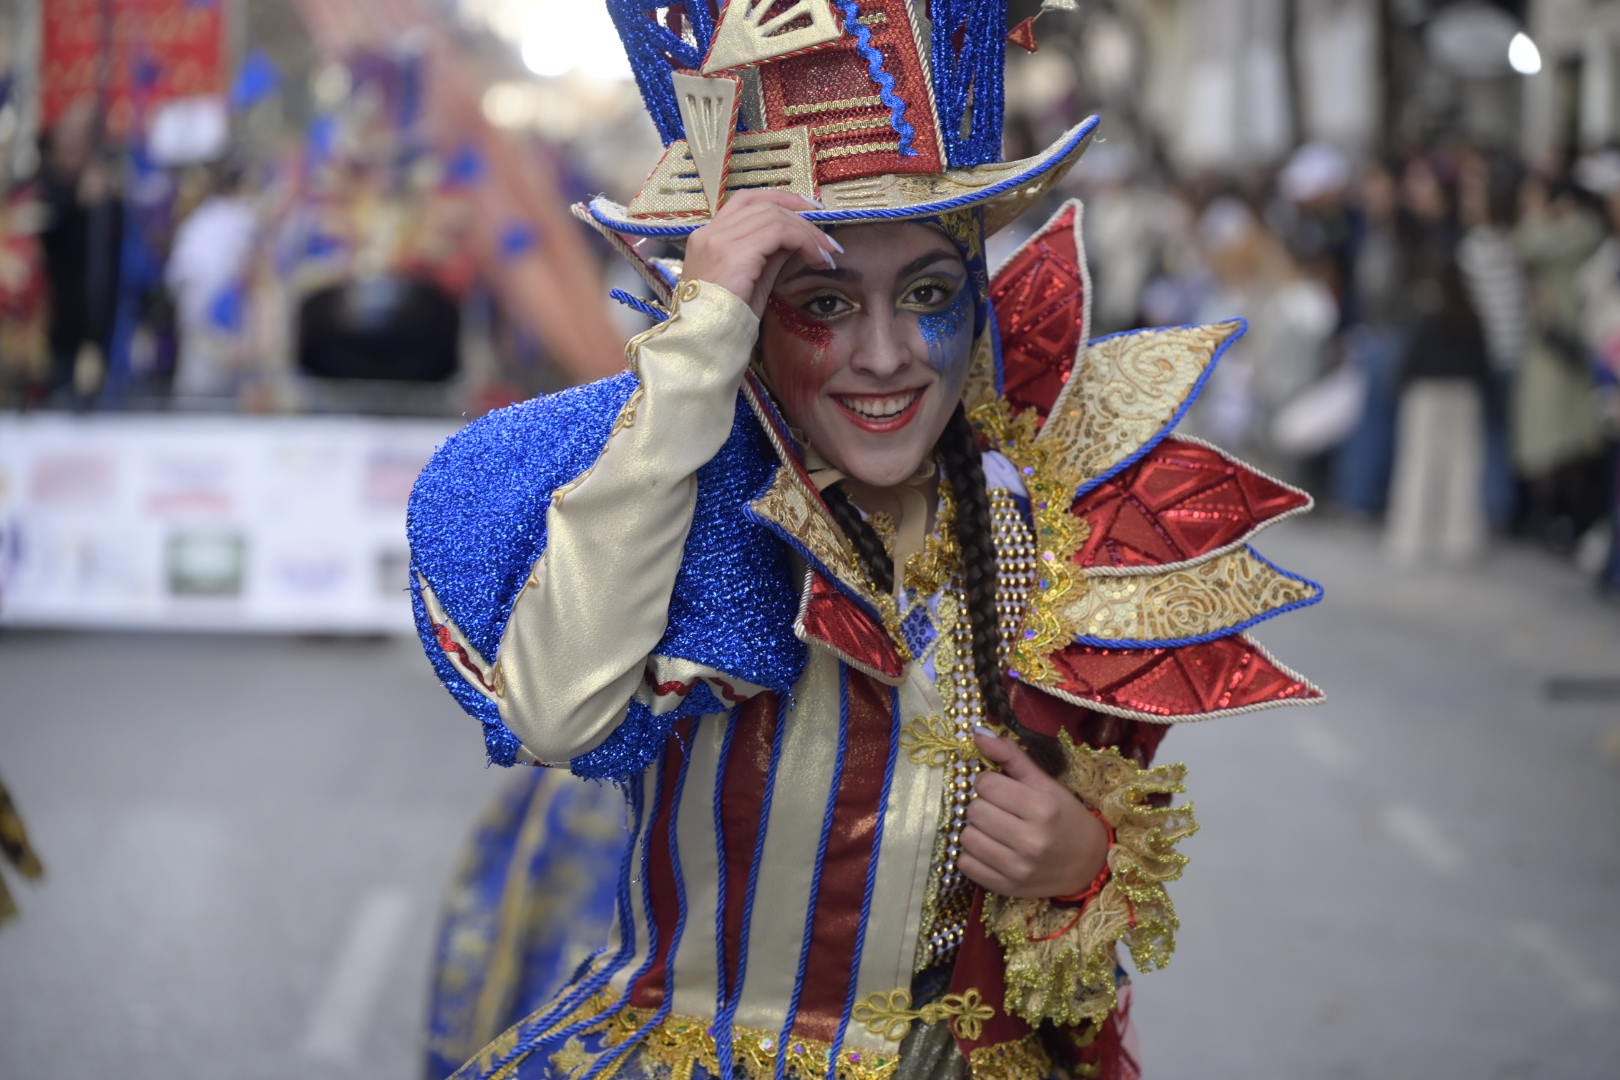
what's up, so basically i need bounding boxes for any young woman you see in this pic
[410,7,1320,1079]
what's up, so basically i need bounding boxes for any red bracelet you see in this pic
[1054,806,1114,904]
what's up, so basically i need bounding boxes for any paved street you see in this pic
[2,518,1617,1079]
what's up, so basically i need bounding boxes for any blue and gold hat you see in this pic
[586,0,1097,239]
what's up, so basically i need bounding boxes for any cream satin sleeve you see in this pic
[418,280,764,764]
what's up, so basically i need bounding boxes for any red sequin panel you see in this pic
[759,0,943,184]
[1044,636,1322,719]
[799,570,905,679]
[1071,438,1311,568]
[989,203,1086,421]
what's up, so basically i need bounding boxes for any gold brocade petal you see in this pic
[1062,547,1319,644]
[1036,322,1243,488]
[980,733,1198,1029]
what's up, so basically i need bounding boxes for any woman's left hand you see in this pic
[959,729,1110,899]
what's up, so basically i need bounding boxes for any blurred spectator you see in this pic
[165,161,258,408]
[1573,153,1620,595]
[1384,156,1490,565]
[1457,149,1528,531]
[1514,173,1608,549]
[38,100,122,408]
[0,173,48,407]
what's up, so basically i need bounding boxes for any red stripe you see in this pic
[628,718,697,1010]
[790,671,896,1042]
[716,693,782,999]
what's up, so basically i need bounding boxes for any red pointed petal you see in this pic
[991,202,1087,421]
[1042,635,1321,718]
[1072,438,1310,567]
[1007,16,1040,53]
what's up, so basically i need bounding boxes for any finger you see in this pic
[960,821,1027,877]
[964,796,1031,849]
[973,728,1049,785]
[971,771,1041,819]
[956,851,1019,896]
[718,188,825,215]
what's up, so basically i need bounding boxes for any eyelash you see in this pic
[799,277,959,320]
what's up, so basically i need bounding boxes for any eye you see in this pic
[802,292,854,319]
[902,277,958,311]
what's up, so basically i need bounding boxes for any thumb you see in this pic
[973,726,1046,784]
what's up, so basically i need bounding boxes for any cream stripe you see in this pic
[784,95,885,117]
[667,720,725,1021]
[729,650,842,1035]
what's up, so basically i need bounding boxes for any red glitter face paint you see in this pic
[766,295,835,424]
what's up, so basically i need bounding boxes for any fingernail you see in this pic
[803,196,826,209]
[822,250,838,270]
[826,235,845,254]
[973,724,996,738]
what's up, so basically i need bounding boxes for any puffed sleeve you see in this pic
[409,281,776,776]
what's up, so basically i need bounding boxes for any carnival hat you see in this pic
[585,0,1096,239]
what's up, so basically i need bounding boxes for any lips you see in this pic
[831,390,925,432]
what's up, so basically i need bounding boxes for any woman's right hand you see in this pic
[680,190,842,319]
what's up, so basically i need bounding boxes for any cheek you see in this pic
[766,298,835,417]
[917,289,974,375]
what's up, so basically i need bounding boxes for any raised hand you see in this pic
[959,728,1110,900]
[679,189,842,319]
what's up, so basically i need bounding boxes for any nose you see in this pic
[848,310,918,381]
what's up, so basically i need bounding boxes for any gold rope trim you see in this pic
[816,140,904,163]
[784,95,886,116]
[852,987,995,1042]
[981,733,1198,1028]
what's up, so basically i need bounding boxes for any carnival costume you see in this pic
[409,4,1323,1079]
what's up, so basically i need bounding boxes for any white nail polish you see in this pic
[827,235,845,254]
[804,197,826,209]
[973,724,996,737]
[823,250,837,270]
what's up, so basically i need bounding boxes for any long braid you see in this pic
[823,485,894,596]
[938,406,1065,777]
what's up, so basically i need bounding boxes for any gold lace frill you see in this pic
[980,732,1198,1028]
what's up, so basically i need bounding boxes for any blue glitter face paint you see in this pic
[918,284,972,375]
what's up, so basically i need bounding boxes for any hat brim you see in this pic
[587,115,1100,240]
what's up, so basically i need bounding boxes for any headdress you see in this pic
[582,1,1095,244]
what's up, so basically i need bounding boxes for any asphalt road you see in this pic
[2,518,1617,1079]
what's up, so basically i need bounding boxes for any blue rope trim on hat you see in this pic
[1069,545,1324,650]
[610,288,671,323]
[831,0,916,157]
[590,115,1099,238]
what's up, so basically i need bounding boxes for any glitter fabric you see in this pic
[609,0,717,145]
[408,374,805,771]
[929,0,1010,167]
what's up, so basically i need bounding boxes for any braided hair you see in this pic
[824,404,1064,777]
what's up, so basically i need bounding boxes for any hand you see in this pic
[959,728,1110,900]
[680,189,840,319]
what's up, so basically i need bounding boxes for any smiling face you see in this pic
[760,222,975,490]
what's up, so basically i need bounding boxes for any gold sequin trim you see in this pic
[966,1035,1056,1080]
[852,987,995,1042]
[981,732,1198,1028]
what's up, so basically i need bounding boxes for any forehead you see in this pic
[781,221,963,283]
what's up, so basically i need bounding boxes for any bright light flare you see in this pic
[521,7,631,81]
[1509,32,1542,76]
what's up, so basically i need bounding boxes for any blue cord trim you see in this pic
[476,778,646,1079]
[928,0,1008,166]
[610,289,670,323]
[582,738,694,1080]
[588,116,1099,238]
[1069,544,1323,650]
[711,707,741,1077]
[825,681,899,1078]
[831,0,916,157]
[1072,319,1249,503]
[607,1,718,145]
[714,694,788,1079]
[775,665,853,1080]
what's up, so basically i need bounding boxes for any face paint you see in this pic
[766,296,835,425]
[917,284,972,374]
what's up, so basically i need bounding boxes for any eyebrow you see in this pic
[780,248,961,287]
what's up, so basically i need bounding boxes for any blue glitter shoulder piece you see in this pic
[408,375,804,775]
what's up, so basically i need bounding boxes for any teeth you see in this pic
[837,392,919,419]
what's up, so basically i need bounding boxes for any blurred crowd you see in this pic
[3,63,1619,597]
[1053,136,1620,595]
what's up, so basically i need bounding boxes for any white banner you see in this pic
[0,414,458,634]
